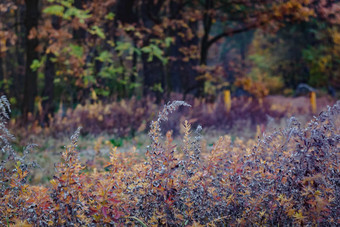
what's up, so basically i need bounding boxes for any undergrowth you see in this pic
[0,96,339,226]
[11,95,335,139]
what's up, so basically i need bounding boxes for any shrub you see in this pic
[1,97,339,226]
[0,96,36,225]
[11,95,336,142]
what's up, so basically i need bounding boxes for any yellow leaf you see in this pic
[91,89,98,100]
[293,210,306,222]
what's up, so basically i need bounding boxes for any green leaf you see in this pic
[96,89,110,97]
[147,53,153,62]
[115,42,133,56]
[95,51,113,63]
[54,78,61,84]
[90,26,106,39]
[98,66,115,78]
[141,44,167,64]
[129,82,141,89]
[43,5,64,16]
[105,12,115,20]
[70,44,83,59]
[30,59,42,71]
[141,46,151,53]
[83,75,96,87]
[152,83,164,92]
[60,0,72,8]
[38,72,45,80]
[115,66,124,74]
[9,97,17,105]
[133,47,142,56]
[164,37,174,47]
[64,7,91,22]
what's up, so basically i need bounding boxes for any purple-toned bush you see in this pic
[1,97,339,226]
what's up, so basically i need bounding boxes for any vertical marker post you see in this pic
[310,91,317,114]
[224,90,231,113]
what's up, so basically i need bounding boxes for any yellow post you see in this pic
[224,90,231,113]
[310,91,317,114]
[256,124,261,138]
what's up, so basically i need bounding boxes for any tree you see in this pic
[0,0,339,121]
[22,0,40,121]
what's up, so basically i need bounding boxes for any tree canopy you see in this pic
[0,0,339,121]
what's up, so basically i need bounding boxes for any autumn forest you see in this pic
[0,0,339,226]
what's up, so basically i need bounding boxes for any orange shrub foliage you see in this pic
[1,97,339,226]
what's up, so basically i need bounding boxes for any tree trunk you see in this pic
[140,1,165,100]
[74,0,86,43]
[167,0,198,95]
[41,15,60,125]
[197,0,214,96]
[22,0,39,121]
[142,52,164,101]
[14,4,26,109]
[168,22,200,97]
[116,0,136,24]
[41,54,55,125]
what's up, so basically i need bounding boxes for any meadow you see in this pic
[0,95,339,226]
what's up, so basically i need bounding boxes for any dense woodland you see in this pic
[0,0,339,123]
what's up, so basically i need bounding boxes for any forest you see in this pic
[0,0,339,226]
[0,0,339,120]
